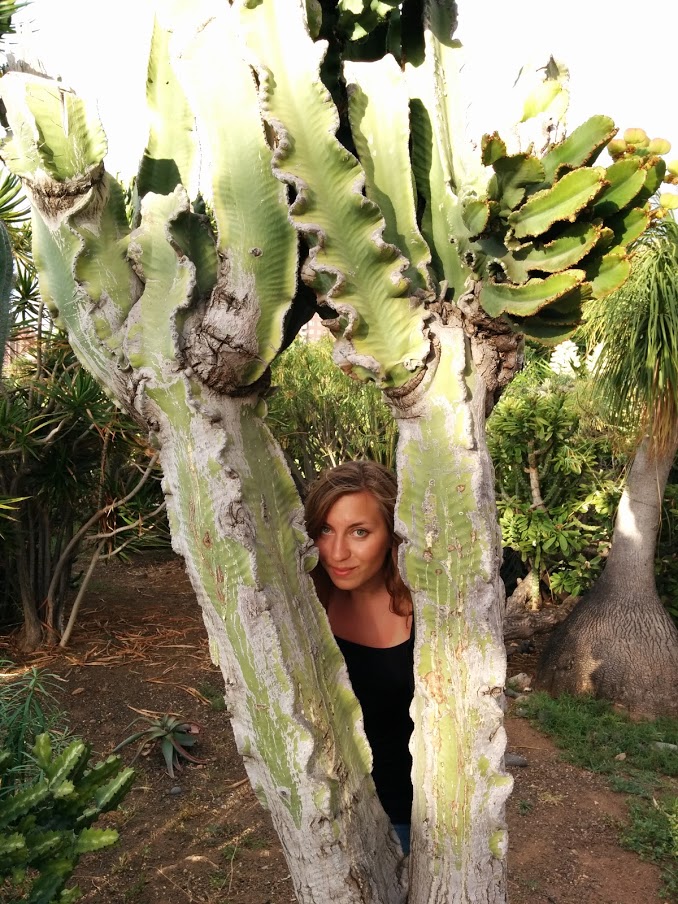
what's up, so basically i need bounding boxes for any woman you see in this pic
[304,460,414,853]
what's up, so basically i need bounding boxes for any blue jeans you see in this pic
[392,822,410,854]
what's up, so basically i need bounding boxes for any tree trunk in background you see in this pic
[536,434,678,718]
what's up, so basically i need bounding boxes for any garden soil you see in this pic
[2,553,669,904]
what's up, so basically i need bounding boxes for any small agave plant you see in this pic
[113,712,207,778]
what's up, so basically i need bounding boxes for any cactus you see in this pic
[0,2,669,902]
[0,733,134,904]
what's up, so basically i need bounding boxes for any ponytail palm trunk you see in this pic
[0,0,662,899]
[537,219,678,718]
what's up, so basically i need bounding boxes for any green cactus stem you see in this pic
[394,321,510,900]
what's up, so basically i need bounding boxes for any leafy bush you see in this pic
[0,733,134,904]
[267,337,396,492]
[487,363,622,601]
[0,338,169,647]
[657,480,678,622]
[0,662,70,792]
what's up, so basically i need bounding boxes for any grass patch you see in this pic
[197,681,227,713]
[0,660,72,790]
[517,691,678,898]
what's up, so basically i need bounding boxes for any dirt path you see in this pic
[3,554,668,904]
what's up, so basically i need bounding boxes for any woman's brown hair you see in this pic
[304,460,412,617]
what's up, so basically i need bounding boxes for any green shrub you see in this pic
[487,363,622,600]
[0,733,134,903]
[657,480,678,622]
[267,337,396,492]
[0,662,70,792]
[1,339,170,646]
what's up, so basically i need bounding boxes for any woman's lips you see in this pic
[329,566,355,577]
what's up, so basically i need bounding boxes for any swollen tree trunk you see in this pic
[536,434,678,718]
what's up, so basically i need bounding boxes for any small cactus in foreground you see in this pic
[113,712,207,778]
[0,733,134,904]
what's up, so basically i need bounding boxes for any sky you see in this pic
[7,0,678,189]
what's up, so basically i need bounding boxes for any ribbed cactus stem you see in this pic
[150,384,407,904]
[394,324,510,904]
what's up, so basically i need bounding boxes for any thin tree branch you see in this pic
[59,538,106,648]
[87,501,166,541]
[45,451,160,610]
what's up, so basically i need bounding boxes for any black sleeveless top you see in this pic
[335,634,414,824]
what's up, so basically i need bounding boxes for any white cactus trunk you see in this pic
[394,324,510,903]
[153,392,407,903]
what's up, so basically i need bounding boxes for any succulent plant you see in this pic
[0,732,134,904]
[113,713,206,779]
[0,2,671,901]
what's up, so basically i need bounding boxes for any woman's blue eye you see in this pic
[320,525,331,535]
[354,528,368,538]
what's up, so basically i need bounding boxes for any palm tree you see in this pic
[537,215,678,718]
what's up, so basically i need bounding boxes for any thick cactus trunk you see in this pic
[394,324,510,904]
[24,179,407,903]
[151,390,407,904]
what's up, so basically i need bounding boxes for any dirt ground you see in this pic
[2,553,670,904]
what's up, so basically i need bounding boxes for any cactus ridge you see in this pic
[137,17,197,201]
[507,168,606,240]
[512,222,604,275]
[541,114,617,183]
[28,85,107,183]
[592,156,646,218]
[585,248,631,300]
[489,153,546,212]
[479,270,585,319]
[243,0,429,388]
[345,56,434,294]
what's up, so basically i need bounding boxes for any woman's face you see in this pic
[315,490,391,595]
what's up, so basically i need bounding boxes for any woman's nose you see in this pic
[331,535,350,561]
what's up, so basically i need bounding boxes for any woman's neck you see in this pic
[328,585,411,648]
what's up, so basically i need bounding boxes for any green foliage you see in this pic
[518,692,678,898]
[267,338,397,492]
[518,691,678,780]
[196,682,226,713]
[0,0,27,42]
[0,732,134,904]
[582,216,678,456]
[0,662,70,791]
[657,480,678,622]
[0,337,169,641]
[487,362,621,598]
[113,713,206,779]
[0,169,32,364]
[0,218,13,376]
[623,796,678,899]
